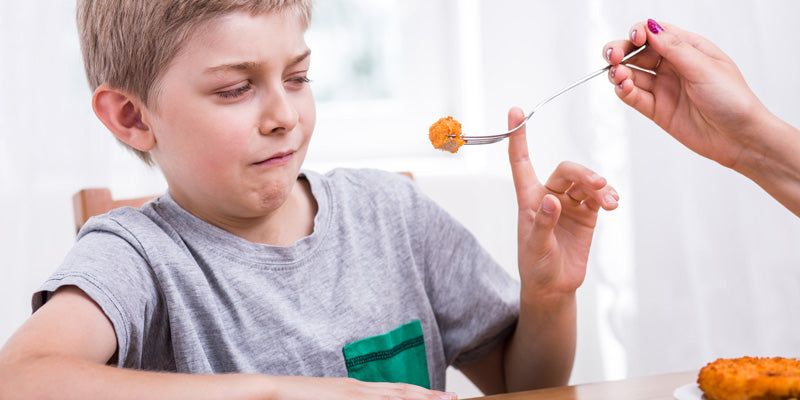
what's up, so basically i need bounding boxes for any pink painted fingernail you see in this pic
[630,29,637,42]
[647,19,663,34]
[610,67,616,79]
[605,48,612,62]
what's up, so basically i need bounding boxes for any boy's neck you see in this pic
[172,176,318,246]
[242,176,317,246]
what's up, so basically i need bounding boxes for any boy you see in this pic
[0,1,619,399]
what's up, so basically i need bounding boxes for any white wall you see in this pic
[472,0,800,387]
[2,1,800,398]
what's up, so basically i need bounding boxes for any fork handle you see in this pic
[461,45,648,143]
[517,45,648,129]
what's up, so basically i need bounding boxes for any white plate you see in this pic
[673,383,706,400]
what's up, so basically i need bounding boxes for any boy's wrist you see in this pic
[520,288,576,313]
[223,374,277,400]
[253,374,279,400]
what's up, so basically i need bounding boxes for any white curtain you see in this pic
[1,0,799,396]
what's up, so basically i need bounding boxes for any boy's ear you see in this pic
[91,83,156,152]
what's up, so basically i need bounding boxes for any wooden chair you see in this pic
[72,188,158,234]
[72,172,414,234]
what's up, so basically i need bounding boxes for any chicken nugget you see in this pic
[429,116,465,153]
[698,356,800,400]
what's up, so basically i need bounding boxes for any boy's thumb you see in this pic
[532,195,561,239]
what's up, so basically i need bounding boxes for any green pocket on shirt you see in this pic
[342,319,430,389]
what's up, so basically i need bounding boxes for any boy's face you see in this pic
[144,11,315,222]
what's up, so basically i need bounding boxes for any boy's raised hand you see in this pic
[507,107,618,301]
[495,107,619,390]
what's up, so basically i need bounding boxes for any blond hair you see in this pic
[77,0,314,165]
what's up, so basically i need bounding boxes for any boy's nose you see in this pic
[258,89,299,135]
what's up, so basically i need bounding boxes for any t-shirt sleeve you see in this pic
[31,216,164,369]
[400,175,521,368]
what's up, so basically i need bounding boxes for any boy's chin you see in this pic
[251,182,295,210]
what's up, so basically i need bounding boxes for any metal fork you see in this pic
[456,45,647,145]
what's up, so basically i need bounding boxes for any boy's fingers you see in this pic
[530,194,561,246]
[544,161,606,195]
[566,185,620,212]
[508,107,540,203]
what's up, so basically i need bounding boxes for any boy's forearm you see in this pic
[734,114,800,217]
[0,355,273,400]
[502,293,577,392]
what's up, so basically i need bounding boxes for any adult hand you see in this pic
[603,19,772,170]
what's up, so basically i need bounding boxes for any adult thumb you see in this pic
[644,19,713,81]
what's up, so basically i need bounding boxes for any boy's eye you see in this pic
[287,76,311,89]
[216,82,252,99]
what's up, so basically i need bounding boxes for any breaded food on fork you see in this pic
[429,116,464,153]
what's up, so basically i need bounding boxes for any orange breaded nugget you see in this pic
[698,356,800,400]
[429,116,465,153]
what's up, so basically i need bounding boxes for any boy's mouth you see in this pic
[254,150,295,166]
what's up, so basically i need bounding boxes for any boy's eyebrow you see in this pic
[204,49,312,74]
[288,49,312,67]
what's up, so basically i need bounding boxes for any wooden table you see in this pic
[466,370,698,400]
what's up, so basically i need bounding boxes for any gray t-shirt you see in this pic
[33,168,519,390]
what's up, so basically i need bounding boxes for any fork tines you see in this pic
[463,136,507,145]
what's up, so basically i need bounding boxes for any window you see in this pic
[304,0,488,172]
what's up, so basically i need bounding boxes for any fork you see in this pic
[455,45,648,145]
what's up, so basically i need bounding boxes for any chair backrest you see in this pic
[72,188,158,234]
[72,172,414,234]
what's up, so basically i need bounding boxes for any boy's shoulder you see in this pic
[75,195,181,246]
[306,167,426,218]
[309,167,417,196]
[78,203,157,235]
[318,167,412,184]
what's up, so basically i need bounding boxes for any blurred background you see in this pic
[1,0,799,397]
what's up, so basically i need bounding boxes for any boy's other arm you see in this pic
[0,286,456,400]
[457,294,577,394]
[459,108,618,394]
[0,285,269,399]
